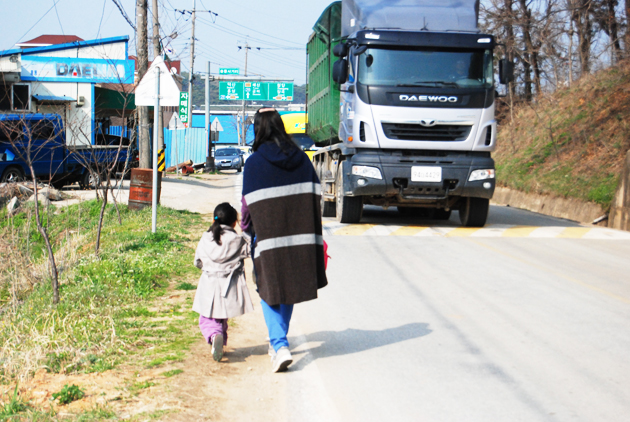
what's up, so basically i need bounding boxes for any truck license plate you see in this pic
[411,166,442,182]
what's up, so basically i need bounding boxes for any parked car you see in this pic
[214,147,243,172]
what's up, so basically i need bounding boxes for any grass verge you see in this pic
[0,199,205,419]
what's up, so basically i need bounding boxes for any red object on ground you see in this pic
[181,166,195,175]
[128,168,161,210]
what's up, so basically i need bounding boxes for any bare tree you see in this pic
[0,116,60,304]
[68,84,134,256]
[569,0,594,75]
[591,0,623,64]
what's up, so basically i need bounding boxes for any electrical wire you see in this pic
[12,0,64,48]
[53,0,66,36]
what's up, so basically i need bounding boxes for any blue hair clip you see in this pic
[214,216,218,220]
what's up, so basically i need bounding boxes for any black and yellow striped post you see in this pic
[158,147,166,172]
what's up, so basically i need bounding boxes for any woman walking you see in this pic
[241,108,328,373]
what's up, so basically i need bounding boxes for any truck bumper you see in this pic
[344,150,495,203]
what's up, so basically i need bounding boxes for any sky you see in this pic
[0,0,337,85]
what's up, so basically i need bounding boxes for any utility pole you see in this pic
[152,0,164,153]
[240,42,250,146]
[187,0,196,126]
[205,61,214,171]
[137,0,150,169]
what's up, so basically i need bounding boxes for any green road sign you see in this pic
[178,92,189,123]
[218,81,294,101]
[219,68,240,75]
[219,82,244,100]
[268,82,294,101]
[244,82,267,101]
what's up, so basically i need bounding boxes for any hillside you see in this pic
[494,63,630,210]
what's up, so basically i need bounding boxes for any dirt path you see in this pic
[144,171,289,421]
[9,172,290,421]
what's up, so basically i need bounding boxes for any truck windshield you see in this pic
[357,48,493,89]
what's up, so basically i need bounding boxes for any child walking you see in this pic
[192,202,254,362]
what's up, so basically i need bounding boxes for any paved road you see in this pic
[286,210,630,421]
[68,175,630,421]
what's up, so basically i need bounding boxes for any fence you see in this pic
[107,126,222,168]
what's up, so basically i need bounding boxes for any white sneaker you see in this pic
[268,342,276,357]
[211,334,224,362]
[271,346,292,373]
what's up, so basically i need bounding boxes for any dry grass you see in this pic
[495,62,630,209]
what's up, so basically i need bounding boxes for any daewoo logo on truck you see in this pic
[399,95,458,103]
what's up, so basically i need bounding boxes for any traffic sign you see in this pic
[218,81,294,101]
[178,92,189,123]
[268,82,294,101]
[244,82,267,101]
[219,81,243,100]
[219,68,240,75]
[211,117,224,132]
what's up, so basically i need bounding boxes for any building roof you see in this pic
[16,35,84,48]
[0,36,129,58]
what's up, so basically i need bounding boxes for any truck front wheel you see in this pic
[80,171,101,190]
[335,170,362,223]
[459,197,489,227]
[1,166,25,183]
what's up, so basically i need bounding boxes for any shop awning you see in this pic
[32,94,76,103]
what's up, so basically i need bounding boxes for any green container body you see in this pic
[307,1,342,146]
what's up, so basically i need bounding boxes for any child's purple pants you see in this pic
[199,316,228,345]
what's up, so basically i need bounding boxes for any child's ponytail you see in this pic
[208,202,238,245]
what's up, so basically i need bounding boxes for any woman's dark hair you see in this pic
[252,108,299,153]
[208,202,238,245]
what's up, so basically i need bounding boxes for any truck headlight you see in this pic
[352,165,382,180]
[469,169,495,181]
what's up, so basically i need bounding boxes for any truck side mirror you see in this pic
[499,59,514,84]
[333,59,348,84]
[333,43,348,58]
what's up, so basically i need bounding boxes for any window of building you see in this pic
[0,84,11,111]
[12,84,30,111]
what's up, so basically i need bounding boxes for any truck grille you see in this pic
[382,123,472,142]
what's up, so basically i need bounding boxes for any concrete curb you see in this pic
[491,187,606,226]
[609,151,630,231]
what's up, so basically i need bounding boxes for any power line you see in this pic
[96,0,107,39]
[111,0,136,31]
[12,0,64,47]
[53,0,65,36]
[198,16,298,49]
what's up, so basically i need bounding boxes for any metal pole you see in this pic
[205,61,212,170]
[241,42,249,146]
[183,0,196,175]
[187,0,196,126]
[152,66,160,233]
[152,0,164,152]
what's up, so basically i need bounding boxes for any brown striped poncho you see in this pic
[242,142,328,306]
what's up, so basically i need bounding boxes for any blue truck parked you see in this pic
[0,113,132,189]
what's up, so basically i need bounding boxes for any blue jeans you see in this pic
[261,299,294,352]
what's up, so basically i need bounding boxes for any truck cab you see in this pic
[308,0,513,226]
